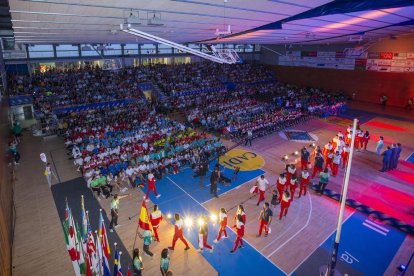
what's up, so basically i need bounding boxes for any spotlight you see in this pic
[397,264,406,272]
[184,217,193,228]
[197,217,204,227]
[282,155,289,161]
[167,213,172,219]
[210,214,218,223]
[293,151,299,156]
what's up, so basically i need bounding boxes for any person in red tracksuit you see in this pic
[256,175,269,206]
[357,129,364,151]
[234,205,246,224]
[145,172,161,201]
[279,191,291,220]
[230,214,245,253]
[289,175,298,203]
[150,205,163,242]
[325,150,334,171]
[354,130,361,151]
[342,144,350,169]
[363,131,370,150]
[257,202,273,237]
[345,131,352,146]
[214,208,228,243]
[276,173,287,202]
[298,168,310,198]
[323,142,333,159]
[332,151,341,177]
[168,213,190,251]
[286,164,297,183]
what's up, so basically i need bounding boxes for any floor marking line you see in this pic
[287,210,356,276]
[344,251,359,263]
[165,176,289,275]
[362,222,387,236]
[267,191,313,258]
[364,219,389,232]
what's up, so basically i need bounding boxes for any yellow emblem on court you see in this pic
[219,149,265,171]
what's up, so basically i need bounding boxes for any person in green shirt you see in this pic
[142,229,154,257]
[160,248,171,276]
[109,193,129,232]
[317,168,330,195]
[132,248,143,276]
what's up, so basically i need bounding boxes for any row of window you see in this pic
[26,43,257,59]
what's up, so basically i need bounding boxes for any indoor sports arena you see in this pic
[1,0,414,275]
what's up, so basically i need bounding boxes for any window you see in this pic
[188,43,200,50]
[158,44,172,54]
[245,44,254,52]
[28,45,54,58]
[141,44,157,55]
[124,44,138,55]
[56,44,79,58]
[81,45,99,57]
[234,44,245,53]
[103,44,122,56]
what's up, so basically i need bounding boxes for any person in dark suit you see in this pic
[394,143,402,170]
[210,166,219,197]
[380,146,392,172]
[389,144,397,170]
[199,161,208,188]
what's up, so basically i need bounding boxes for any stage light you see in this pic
[197,217,205,227]
[293,151,299,156]
[283,155,289,161]
[184,217,193,228]
[210,214,218,223]
[167,213,172,219]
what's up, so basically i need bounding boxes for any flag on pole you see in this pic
[95,231,103,275]
[113,249,123,276]
[138,200,153,232]
[63,203,81,276]
[86,212,100,275]
[76,222,87,275]
[99,211,110,260]
[81,196,88,240]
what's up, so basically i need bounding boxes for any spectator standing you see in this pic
[245,129,253,147]
[210,166,219,198]
[199,161,207,188]
[405,97,413,111]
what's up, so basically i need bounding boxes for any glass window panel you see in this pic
[124,44,138,55]
[141,44,157,55]
[158,44,172,54]
[188,43,200,50]
[245,44,254,52]
[56,44,79,58]
[28,44,54,58]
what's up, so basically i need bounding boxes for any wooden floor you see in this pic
[12,114,414,275]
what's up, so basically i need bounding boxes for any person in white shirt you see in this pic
[256,175,269,206]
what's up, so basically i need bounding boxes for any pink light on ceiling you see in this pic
[312,8,401,32]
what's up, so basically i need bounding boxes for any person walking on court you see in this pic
[276,173,287,202]
[380,146,392,172]
[317,168,329,195]
[197,215,214,253]
[394,143,402,170]
[289,175,298,202]
[109,193,129,232]
[199,161,208,188]
[245,129,253,147]
[300,147,310,170]
[312,151,324,178]
[331,151,341,177]
[150,204,163,242]
[257,202,273,237]
[376,136,384,155]
[298,168,310,198]
[270,190,279,212]
[210,166,219,198]
[256,175,269,206]
[363,131,370,150]
[214,208,228,243]
[145,171,161,201]
[230,214,245,253]
[279,191,291,220]
[168,213,190,251]
[44,162,57,187]
[142,229,154,257]
[342,144,350,169]
[234,205,246,224]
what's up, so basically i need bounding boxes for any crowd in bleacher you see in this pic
[58,103,224,197]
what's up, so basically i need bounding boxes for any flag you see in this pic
[138,200,153,232]
[76,222,87,275]
[95,231,103,275]
[63,203,81,276]
[113,250,123,276]
[99,211,110,260]
[85,211,99,275]
[81,196,88,240]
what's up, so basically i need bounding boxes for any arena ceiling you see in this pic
[8,0,414,45]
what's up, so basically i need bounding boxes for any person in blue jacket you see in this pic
[393,143,402,170]
[380,146,392,172]
[389,144,397,170]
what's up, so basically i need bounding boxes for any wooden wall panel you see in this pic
[269,65,414,108]
[0,99,13,276]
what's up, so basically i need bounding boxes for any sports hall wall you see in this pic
[262,34,414,107]
[0,99,12,276]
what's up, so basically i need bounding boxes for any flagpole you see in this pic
[95,230,103,276]
[326,118,357,276]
